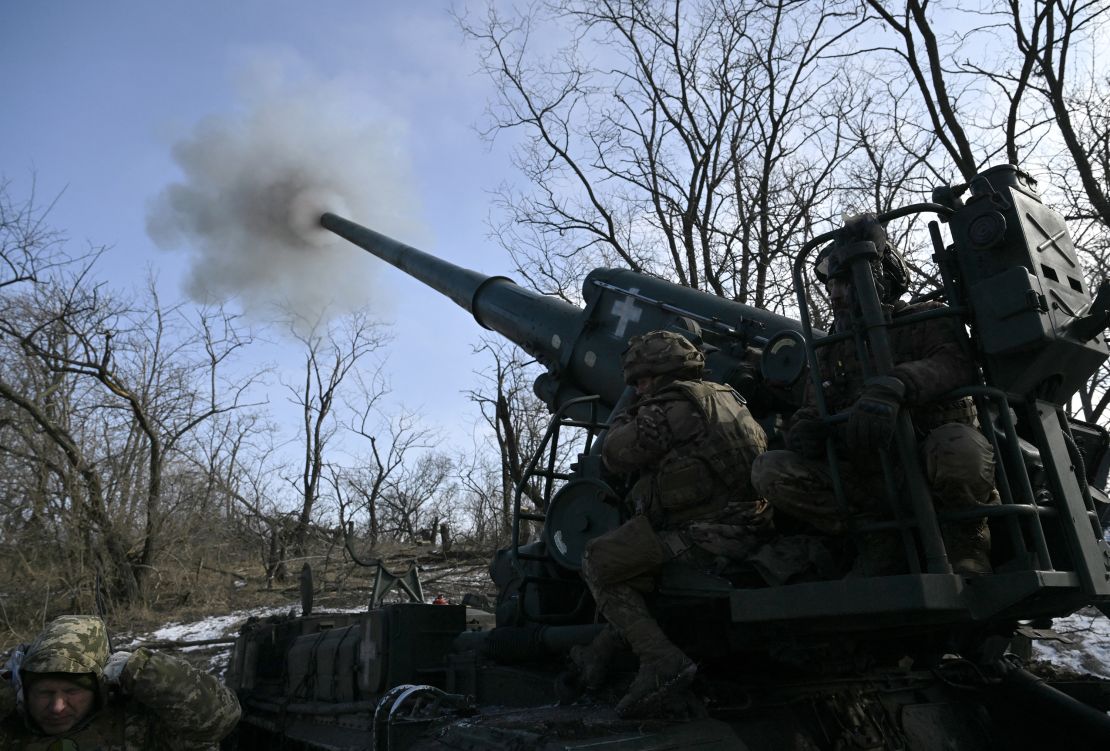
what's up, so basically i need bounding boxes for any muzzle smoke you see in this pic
[147,61,421,323]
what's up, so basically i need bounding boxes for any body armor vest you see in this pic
[641,380,766,526]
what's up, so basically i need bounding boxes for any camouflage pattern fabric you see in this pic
[752,451,888,536]
[604,378,767,526]
[580,515,667,589]
[589,376,770,590]
[1,615,240,750]
[755,423,995,532]
[924,423,996,511]
[753,298,998,573]
[20,617,110,680]
[578,375,770,712]
[802,300,979,446]
[756,408,995,552]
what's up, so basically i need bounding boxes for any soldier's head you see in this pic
[621,330,705,394]
[815,213,909,321]
[17,615,109,735]
[23,672,98,735]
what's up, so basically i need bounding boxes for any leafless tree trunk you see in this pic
[283,310,389,557]
[0,185,259,605]
[466,338,560,541]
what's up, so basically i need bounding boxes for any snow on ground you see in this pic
[1030,607,1110,679]
[134,603,1110,682]
[145,608,288,645]
[120,565,495,676]
[119,606,358,674]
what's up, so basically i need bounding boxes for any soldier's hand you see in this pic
[635,404,671,454]
[846,376,906,450]
[103,651,131,688]
[786,418,828,459]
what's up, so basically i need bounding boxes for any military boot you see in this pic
[568,625,623,690]
[614,620,696,718]
[942,518,992,575]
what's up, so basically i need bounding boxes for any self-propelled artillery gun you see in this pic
[225,165,1110,749]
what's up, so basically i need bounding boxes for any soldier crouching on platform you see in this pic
[572,330,768,718]
[1,615,241,750]
[752,214,998,576]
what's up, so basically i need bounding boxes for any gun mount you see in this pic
[228,168,1110,750]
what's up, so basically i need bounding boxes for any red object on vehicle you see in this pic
[432,595,448,605]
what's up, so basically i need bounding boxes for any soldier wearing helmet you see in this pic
[752,214,997,576]
[1,615,241,749]
[572,329,768,718]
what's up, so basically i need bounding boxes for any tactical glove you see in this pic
[786,417,829,459]
[846,376,906,451]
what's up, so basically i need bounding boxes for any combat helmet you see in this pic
[814,213,910,302]
[621,330,705,384]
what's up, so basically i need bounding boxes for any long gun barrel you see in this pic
[320,212,807,417]
[321,213,581,369]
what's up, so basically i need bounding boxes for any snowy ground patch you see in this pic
[1030,607,1110,679]
[145,608,289,646]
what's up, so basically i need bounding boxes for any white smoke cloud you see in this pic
[147,55,422,323]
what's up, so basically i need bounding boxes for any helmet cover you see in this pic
[621,330,705,384]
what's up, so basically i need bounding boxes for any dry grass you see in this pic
[0,539,499,654]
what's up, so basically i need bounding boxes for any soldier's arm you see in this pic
[891,313,977,404]
[602,397,684,474]
[120,648,240,746]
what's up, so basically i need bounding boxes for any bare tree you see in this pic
[282,310,390,560]
[345,402,439,548]
[465,338,563,542]
[462,0,865,312]
[860,1,1110,423]
[0,177,70,292]
[376,452,457,542]
[0,184,263,606]
[0,265,256,603]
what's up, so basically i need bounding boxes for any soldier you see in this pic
[0,614,241,750]
[751,215,997,576]
[572,330,768,717]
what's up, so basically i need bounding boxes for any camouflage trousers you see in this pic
[751,422,996,535]
[577,501,826,631]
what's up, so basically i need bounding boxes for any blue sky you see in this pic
[1,1,523,454]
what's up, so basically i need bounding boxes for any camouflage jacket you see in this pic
[0,615,240,751]
[604,378,768,527]
[798,300,978,435]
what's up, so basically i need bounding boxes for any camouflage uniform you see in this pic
[575,331,768,717]
[753,275,998,575]
[0,615,241,750]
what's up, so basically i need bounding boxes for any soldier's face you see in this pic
[826,277,853,313]
[26,677,96,735]
[635,376,658,395]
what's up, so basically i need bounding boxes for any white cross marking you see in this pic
[611,288,642,337]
